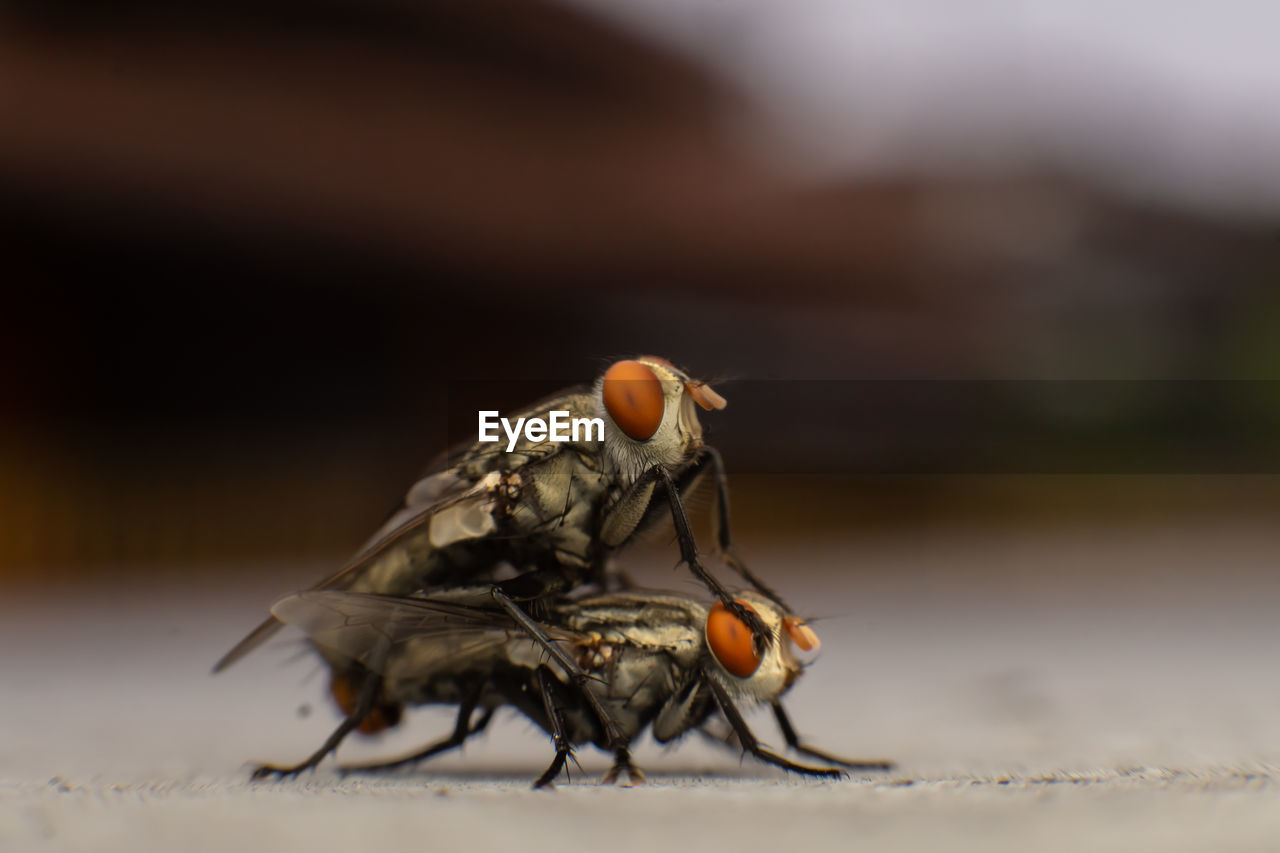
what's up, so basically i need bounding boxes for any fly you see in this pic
[260,587,895,786]
[217,357,787,775]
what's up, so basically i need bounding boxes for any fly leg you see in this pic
[696,445,789,609]
[338,684,496,775]
[490,587,628,753]
[702,670,845,779]
[602,465,770,650]
[251,670,382,780]
[771,701,894,771]
[340,708,496,776]
[601,747,646,786]
[533,665,574,789]
[655,467,771,652]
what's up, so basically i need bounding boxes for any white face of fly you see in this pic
[703,591,821,706]
[592,356,726,484]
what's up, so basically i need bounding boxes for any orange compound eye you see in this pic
[783,616,820,653]
[706,600,764,678]
[602,359,665,441]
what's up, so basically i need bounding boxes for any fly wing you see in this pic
[211,475,504,674]
[211,471,504,671]
[211,616,287,675]
[213,386,589,674]
[267,589,580,674]
[352,469,479,559]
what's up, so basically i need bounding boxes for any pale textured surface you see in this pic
[4,520,1280,851]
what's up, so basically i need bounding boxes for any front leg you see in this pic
[655,467,772,652]
[771,701,894,771]
[696,445,789,609]
[600,463,771,651]
[703,669,845,779]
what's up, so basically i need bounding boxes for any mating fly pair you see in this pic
[217,356,880,782]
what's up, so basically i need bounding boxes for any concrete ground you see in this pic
[4,519,1280,851]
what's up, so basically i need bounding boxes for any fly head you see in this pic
[704,591,821,704]
[594,356,726,484]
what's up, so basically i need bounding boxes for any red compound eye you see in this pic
[706,600,763,678]
[602,360,665,441]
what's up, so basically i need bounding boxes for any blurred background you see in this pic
[6,4,1280,845]
[5,0,1280,582]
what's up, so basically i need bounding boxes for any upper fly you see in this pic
[214,356,779,676]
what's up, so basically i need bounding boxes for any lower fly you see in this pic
[253,587,894,786]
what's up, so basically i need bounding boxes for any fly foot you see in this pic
[250,762,315,781]
[829,757,895,772]
[602,749,646,786]
[792,748,894,772]
[533,747,574,789]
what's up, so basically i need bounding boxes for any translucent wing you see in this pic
[211,475,502,673]
[268,589,581,674]
[213,386,587,673]
[352,469,478,558]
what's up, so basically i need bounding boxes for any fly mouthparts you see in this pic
[685,381,727,411]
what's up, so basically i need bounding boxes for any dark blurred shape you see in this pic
[2,0,1280,578]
